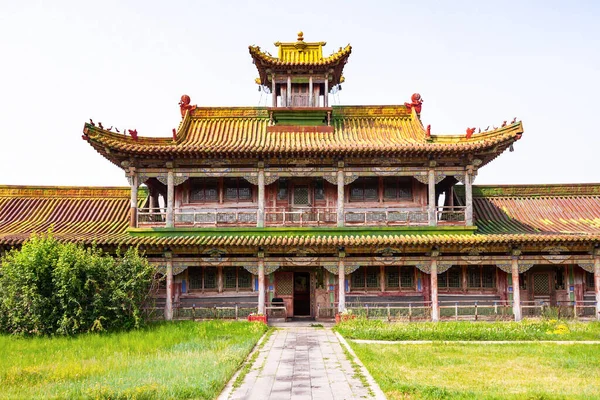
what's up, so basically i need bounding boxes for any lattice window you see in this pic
[352,267,366,289]
[383,177,413,201]
[386,266,400,288]
[224,267,237,289]
[366,266,379,289]
[467,266,481,288]
[401,267,415,288]
[190,178,219,203]
[277,273,293,295]
[352,266,379,290]
[314,179,325,201]
[467,266,496,288]
[189,267,203,290]
[224,178,252,202]
[350,178,378,202]
[205,267,217,289]
[385,266,415,289]
[439,266,462,289]
[294,186,309,205]
[238,268,252,289]
[534,274,550,295]
[586,272,595,290]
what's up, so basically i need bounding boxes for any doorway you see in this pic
[293,272,311,316]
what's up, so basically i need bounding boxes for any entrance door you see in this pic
[293,272,311,316]
[532,273,551,303]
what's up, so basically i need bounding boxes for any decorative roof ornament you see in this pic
[404,93,423,115]
[179,94,197,118]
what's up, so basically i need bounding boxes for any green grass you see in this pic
[349,342,600,399]
[334,319,600,341]
[0,320,268,399]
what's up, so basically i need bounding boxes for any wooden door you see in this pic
[532,273,551,303]
[275,272,294,317]
[294,272,311,316]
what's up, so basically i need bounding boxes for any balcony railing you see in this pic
[265,207,337,226]
[136,206,466,228]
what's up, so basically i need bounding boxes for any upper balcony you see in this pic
[137,205,465,228]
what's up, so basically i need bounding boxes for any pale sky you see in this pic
[1,0,599,187]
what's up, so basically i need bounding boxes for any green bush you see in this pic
[0,231,157,336]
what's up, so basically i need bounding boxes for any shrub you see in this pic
[0,231,157,336]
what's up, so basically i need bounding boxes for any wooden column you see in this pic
[166,170,174,228]
[430,258,439,322]
[271,74,276,107]
[129,170,138,228]
[308,76,313,106]
[164,252,173,321]
[258,256,266,314]
[324,74,329,107]
[257,163,265,227]
[148,187,156,213]
[465,166,473,226]
[287,75,291,106]
[428,168,437,227]
[338,253,346,313]
[594,249,600,321]
[380,265,386,292]
[337,162,344,227]
[511,251,522,321]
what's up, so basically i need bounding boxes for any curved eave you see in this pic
[82,112,523,161]
[4,232,598,249]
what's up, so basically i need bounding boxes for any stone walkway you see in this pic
[222,327,383,400]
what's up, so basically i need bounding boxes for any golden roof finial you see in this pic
[297,31,304,42]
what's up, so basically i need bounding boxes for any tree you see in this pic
[0,231,157,336]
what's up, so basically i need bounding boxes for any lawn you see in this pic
[349,342,600,399]
[0,320,268,400]
[335,319,600,341]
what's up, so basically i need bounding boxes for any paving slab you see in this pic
[223,326,384,400]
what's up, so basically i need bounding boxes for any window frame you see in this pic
[223,177,253,203]
[187,266,218,292]
[466,265,496,289]
[351,266,380,291]
[223,266,253,292]
[349,177,379,203]
[438,266,462,290]
[189,178,219,204]
[383,177,413,202]
[385,266,416,290]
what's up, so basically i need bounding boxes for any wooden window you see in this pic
[223,267,252,291]
[385,266,415,289]
[277,179,288,201]
[467,266,496,288]
[383,177,413,201]
[314,179,325,201]
[350,178,378,202]
[188,267,217,291]
[586,272,595,290]
[438,266,462,289]
[190,178,218,203]
[351,266,379,291]
[224,178,252,202]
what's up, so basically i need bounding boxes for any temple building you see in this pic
[1,33,599,322]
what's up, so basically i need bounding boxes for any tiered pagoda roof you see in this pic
[2,184,599,249]
[249,31,352,87]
